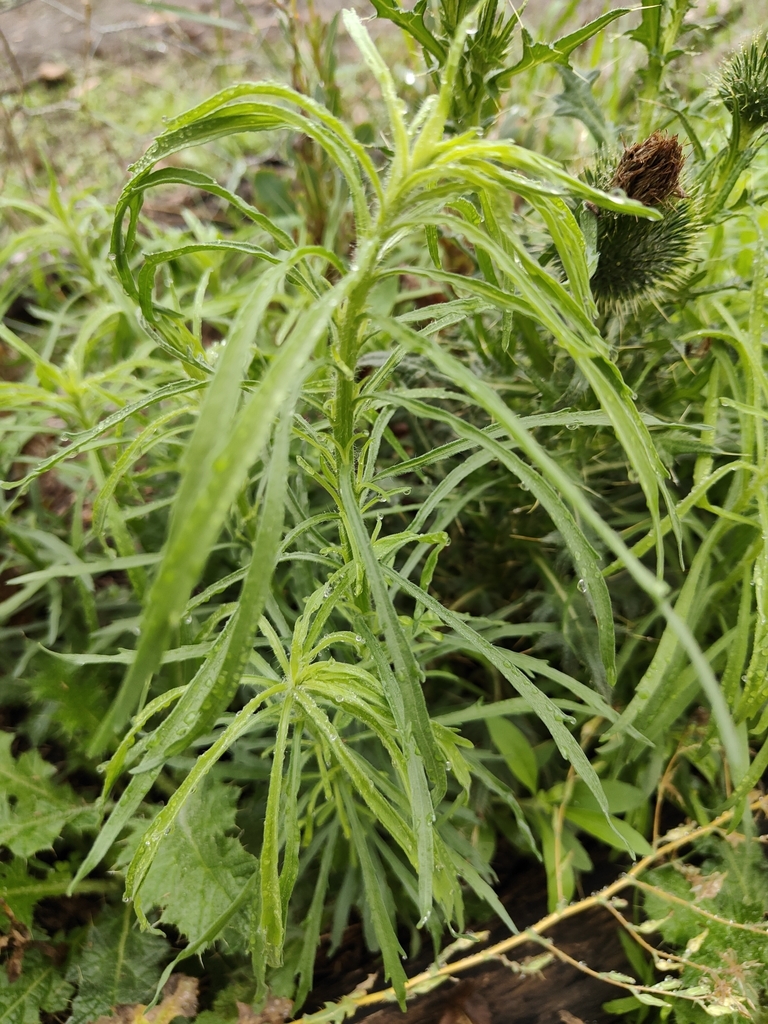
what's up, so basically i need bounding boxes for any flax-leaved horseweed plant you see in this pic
[2,0,768,1020]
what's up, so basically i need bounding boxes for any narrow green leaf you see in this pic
[294,825,338,1008]
[338,468,445,789]
[342,10,409,180]
[259,695,294,966]
[565,807,652,856]
[406,736,434,924]
[487,717,538,794]
[385,566,617,837]
[125,688,284,922]
[342,791,407,1006]
[2,380,204,492]
[91,271,348,752]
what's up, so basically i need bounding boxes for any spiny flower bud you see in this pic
[585,132,697,314]
[718,35,768,133]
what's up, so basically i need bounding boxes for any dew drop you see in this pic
[96,763,106,774]
[429,812,437,823]
[355,635,364,643]
[566,423,577,430]
[164,828,171,836]
[108,252,117,261]
[403,70,416,85]
[122,895,132,903]
[577,578,588,594]
[742,674,748,683]
[376,513,383,522]
[132,626,141,635]
[145,839,151,846]
[445,761,452,771]
[184,615,192,625]
[323,586,332,598]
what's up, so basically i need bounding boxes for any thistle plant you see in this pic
[2,4,767,1021]
[585,132,699,314]
[703,35,768,217]
[718,34,768,136]
[62,9,714,1007]
[368,0,632,130]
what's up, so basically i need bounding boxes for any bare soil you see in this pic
[0,0,372,91]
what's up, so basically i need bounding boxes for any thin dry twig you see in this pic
[299,799,767,1020]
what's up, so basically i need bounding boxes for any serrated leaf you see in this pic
[367,0,444,61]
[554,66,612,148]
[139,776,255,945]
[0,733,96,857]
[0,861,40,929]
[0,860,73,929]
[67,906,168,1024]
[0,950,72,1024]
[493,9,630,85]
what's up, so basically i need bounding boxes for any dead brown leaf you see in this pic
[678,864,728,902]
[349,973,378,999]
[93,1006,144,1024]
[146,975,199,1024]
[559,1011,586,1024]
[0,899,31,982]
[93,975,199,1024]
[235,996,293,1024]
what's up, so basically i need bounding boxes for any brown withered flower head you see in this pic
[583,131,697,313]
[609,131,687,206]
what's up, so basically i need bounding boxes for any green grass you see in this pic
[2,2,768,1022]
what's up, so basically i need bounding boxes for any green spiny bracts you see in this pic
[718,35,768,134]
[585,132,698,314]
